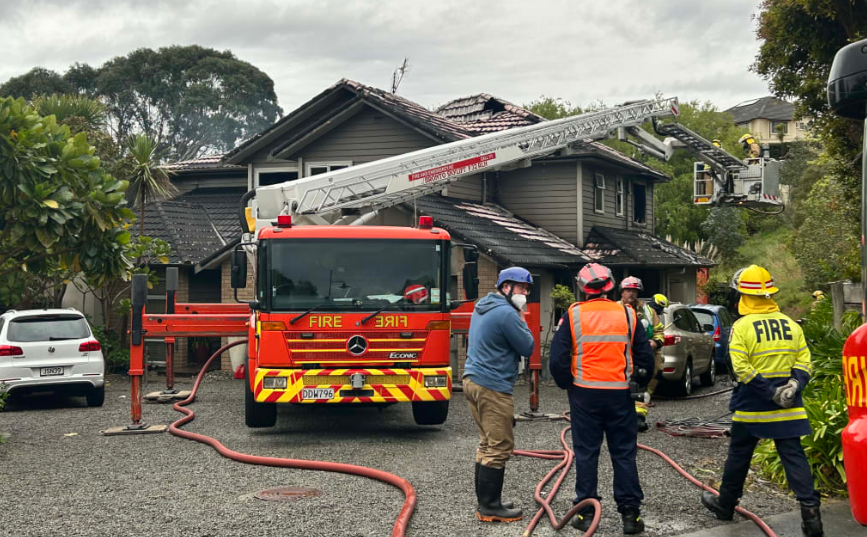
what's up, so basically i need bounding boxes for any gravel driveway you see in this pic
[0,373,799,537]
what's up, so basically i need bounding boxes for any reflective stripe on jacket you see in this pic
[728,311,812,438]
[568,298,637,389]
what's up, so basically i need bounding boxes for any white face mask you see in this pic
[510,294,527,311]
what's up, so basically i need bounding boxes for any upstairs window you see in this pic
[306,162,352,176]
[615,176,624,216]
[594,172,605,214]
[256,168,299,187]
[771,120,788,135]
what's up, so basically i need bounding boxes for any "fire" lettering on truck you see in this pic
[374,316,408,328]
[309,315,343,328]
[408,153,496,184]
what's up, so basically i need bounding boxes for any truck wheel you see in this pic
[675,359,693,397]
[412,400,449,425]
[86,386,105,407]
[245,369,276,428]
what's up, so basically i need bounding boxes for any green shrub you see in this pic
[752,299,860,496]
[89,321,129,373]
[0,381,8,412]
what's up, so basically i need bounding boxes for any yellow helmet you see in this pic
[738,133,756,146]
[711,139,721,147]
[812,290,824,299]
[652,293,669,308]
[734,265,779,296]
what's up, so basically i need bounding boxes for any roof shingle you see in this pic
[583,226,714,267]
[724,96,796,124]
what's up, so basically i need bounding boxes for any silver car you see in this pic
[0,308,105,406]
[659,303,716,396]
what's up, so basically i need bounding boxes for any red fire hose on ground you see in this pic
[513,410,778,537]
[168,340,417,537]
[167,342,774,537]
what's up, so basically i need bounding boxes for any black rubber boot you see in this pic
[800,504,824,537]
[475,463,513,509]
[701,491,735,521]
[476,464,522,522]
[620,505,645,534]
[637,414,649,433]
[570,506,595,531]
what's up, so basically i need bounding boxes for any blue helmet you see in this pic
[496,267,533,290]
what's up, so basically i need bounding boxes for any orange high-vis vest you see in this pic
[568,298,637,389]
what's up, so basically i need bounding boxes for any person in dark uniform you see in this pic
[550,263,655,534]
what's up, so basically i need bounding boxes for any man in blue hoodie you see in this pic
[464,267,535,523]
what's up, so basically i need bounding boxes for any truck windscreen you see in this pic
[266,239,446,312]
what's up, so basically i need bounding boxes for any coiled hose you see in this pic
[168,341,417,537]
[514,411,778,537]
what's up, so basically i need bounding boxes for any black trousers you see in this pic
[569,387,643,510]
[719,422,820,506]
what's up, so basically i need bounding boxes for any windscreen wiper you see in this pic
[289,304,326,325]
[360,297,407,325]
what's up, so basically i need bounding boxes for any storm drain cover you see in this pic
[255,486,322,502]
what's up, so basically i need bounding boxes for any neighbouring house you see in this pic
[724,96,812,144]
[133,79,713,372]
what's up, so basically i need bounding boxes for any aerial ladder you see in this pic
[119,96,782,433]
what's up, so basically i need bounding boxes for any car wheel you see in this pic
[86,385,105,407]
[411,400,449,425]
[700,353,716,387]
[676,359,693,396]
[245,368,276,428]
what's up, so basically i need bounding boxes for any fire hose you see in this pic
[168,340,417,537]
[167,341,775,536]
[513,410,778,537]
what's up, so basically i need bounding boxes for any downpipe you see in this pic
[168,340,417,537]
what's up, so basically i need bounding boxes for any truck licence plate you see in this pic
[301,388,334,400]
[40,367,63,377]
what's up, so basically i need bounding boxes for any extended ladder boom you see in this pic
[254,98,680,224]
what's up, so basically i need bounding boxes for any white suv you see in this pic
[0,308,105,406]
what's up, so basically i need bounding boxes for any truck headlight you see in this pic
[424,375,448,388]
[263,376,288,389]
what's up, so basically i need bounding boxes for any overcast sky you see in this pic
[0,0,771,114]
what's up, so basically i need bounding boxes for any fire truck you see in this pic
[127,96,783,430]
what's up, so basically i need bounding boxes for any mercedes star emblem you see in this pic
[347,335,368,356]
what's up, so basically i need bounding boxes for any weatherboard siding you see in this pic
[497,162,578,244]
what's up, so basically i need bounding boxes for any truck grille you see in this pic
[301,374,411,386]
[286,331,426,361]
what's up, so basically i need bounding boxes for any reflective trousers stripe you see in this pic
[732,408,807,423]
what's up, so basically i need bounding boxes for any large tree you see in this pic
[0,96,134,308]
[0,67,73,99]
[0,45,283,160]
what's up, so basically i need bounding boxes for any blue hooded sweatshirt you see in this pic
[462,292,535,395]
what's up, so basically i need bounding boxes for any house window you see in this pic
[797,121,809,131]
[594,172,605,214]
[256,168,299,187]
[615,176,624,216]
[633,182,646,224]
[306,162,352,176]
[771,120,788,135]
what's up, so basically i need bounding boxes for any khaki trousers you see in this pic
[464,379,514,469]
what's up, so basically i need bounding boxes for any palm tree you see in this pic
[126,134,178,237]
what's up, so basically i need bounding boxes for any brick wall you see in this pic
[220,258,255,370]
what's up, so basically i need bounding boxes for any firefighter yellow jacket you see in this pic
[729,310,812,438]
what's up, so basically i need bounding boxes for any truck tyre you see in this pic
[86,385,105,407]
[245,369,276,428]
[412,400,449,425]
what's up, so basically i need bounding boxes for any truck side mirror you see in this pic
[463,248,479,263]
[462,263,479,301]
[828,38,867,120]
[231,249,247,289]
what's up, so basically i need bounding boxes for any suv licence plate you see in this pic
[40,367,63,377]
[301,388,334,400]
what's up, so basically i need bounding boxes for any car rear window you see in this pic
[673,310,694,331]
[7,315,90,342]
[692,310,715,327]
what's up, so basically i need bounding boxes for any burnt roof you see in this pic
[414,196,590,268]
[582,226,714,267]
[725,96,795,124]
[161,156,242,172]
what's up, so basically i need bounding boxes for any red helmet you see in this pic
[619,276,643,291]
[576,263,615,295]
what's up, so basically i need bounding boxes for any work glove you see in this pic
[772,379,799,408]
